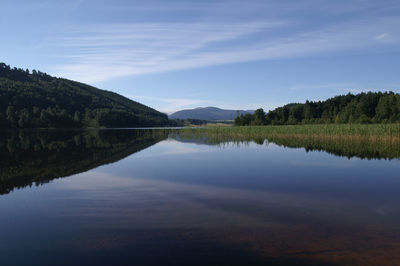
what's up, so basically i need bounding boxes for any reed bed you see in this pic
[179,124,400,139]
[173,124,400,160]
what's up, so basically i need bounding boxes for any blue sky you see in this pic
[2,0,400,113]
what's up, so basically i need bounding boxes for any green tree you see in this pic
[252,108,266,125]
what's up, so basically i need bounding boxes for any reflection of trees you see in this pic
[0,129,167,195]
[263,135,400,160]
[2,128,398,195]
[172,133,400,160]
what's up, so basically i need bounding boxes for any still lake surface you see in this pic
[1,129,400,265]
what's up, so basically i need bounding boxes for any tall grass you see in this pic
[178,124,400,139]
[172,124,400,160]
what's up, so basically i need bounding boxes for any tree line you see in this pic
[235,91,400,126]
[0,63,173,128]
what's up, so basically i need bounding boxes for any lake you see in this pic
[1,129,400,265]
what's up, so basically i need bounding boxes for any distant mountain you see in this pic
[0,62,171,128]
[169,107,254,121]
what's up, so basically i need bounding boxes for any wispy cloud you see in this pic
[125,95,214,114]
[52,20,287,82]
[376,32,389,40]
[288,83,356,91]
[289,83,400,93]
[47,1,400,83]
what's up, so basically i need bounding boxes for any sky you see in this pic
[1,0,400,114]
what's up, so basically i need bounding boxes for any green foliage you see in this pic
[181,124,400,138]
[176,124,400,160]
[252,108,266,125]
[235,91,400,125]
[0,62,172,128]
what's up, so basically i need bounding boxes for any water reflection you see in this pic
[173,132,400,160]
[0,129,167,195]
[2,129,399,196]
[1,130,400,265]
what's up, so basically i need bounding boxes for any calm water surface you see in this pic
[1,129,400,265]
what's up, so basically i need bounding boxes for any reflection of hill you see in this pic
[0,129,167,195]
[171,133,400,160]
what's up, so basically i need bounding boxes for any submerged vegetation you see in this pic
[235,91,400,126]
[0,63,172,128]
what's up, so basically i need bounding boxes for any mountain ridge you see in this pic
[169,106,254,121]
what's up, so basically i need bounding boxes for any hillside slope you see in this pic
[169,107,254,121]
[0,63,170,128]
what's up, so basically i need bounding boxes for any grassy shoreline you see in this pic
[172,124,400,159]
[178,124,400,138]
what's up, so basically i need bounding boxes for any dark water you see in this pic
[1,129,400,265]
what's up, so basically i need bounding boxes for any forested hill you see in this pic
[235,91,400,125]
[0,63,171,128]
